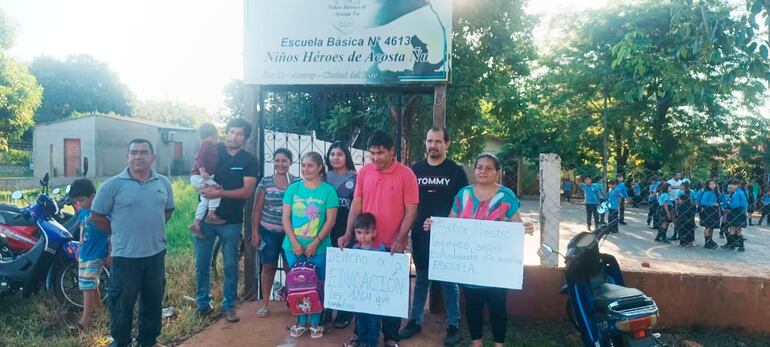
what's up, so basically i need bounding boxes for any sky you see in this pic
[3,0,243,114]
[2,0,610,114]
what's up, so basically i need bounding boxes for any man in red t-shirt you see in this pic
[339,130,418,347]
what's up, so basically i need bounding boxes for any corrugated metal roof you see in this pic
[36,114,196,131]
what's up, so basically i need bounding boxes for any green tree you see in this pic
[222,79,244,122]
[133,99,211,128]
[448,0,537,162]
[0,8,42,151]
[536,0,769,176]
[29,54,133,123]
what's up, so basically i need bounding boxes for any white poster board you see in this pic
[324,247,410,318]
[244,0,452,85]
[428,217,525,289]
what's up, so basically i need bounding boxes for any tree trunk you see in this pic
[613,127,629,175]
[648,94,673,170]
[389,95,421,163]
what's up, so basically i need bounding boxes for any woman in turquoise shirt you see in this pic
[282,152,339,339]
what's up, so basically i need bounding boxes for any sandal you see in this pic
[310,326,324,339]
[256,306,269,318]
[342,335,360,347]
[289,324,308,337]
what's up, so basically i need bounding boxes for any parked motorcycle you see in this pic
[539,222,663,347]
[0,171,108,309]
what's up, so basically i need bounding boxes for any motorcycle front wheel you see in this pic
[54,261,110,308]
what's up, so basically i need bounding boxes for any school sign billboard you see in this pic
[244,0,452,85]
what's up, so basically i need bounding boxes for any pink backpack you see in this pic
[285,261,323,315]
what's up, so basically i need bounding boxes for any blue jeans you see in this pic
[284,250,326,326]
[195,223,242,311]
[411,267,461,326]
[108,251,165,347]
[355,312,381,347]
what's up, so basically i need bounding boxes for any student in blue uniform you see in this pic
[718,189,731,239]
[693,183,704,215]
[594,176,606,224]
[746,182,756,226]
[616,174,628,224]
[655,182,673,242]
[676,194,696,247]
[723,180,747,252]
[758,188,770,226]
[647,177,661,228]
[582,176,601,230]
[698,180,721,249]
[631,178,642,208]
[669,180,693,242]
[606,180,622,233]
[563,177,572,202]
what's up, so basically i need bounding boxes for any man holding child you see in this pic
[195,118,258,323]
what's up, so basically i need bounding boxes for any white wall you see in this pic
[33,117,97,178]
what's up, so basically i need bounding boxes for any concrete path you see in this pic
[518,200,770,277]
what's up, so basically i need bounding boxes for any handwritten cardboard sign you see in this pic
[428,217,525,289]
[324,247,410,318]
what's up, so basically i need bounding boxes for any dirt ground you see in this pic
[180,300,449,347]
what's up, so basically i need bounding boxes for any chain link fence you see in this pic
[0,143,33,177]
[561,171,766,252]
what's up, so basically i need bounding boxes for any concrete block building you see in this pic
[33,114,198,178]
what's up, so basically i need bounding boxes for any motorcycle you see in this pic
[0,187,79,255]
[539,220,663,347]
[0,159,88,254]
[0,171,108,309]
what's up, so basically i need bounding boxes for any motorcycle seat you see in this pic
[0,210,35,227]
[593,283,644,310]
[0,203,22,213]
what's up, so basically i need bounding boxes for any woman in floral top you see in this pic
[425,153,533,347]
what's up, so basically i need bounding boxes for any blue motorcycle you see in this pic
[540,222,663,347]
[0,173,108,308]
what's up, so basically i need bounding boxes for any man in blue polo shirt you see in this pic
[92,139,174,347]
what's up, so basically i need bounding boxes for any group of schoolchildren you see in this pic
[647,176,767,253]
[577,174,636,234]
[572,171,769,254]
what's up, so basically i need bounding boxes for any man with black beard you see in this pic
[399,127,468,346]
